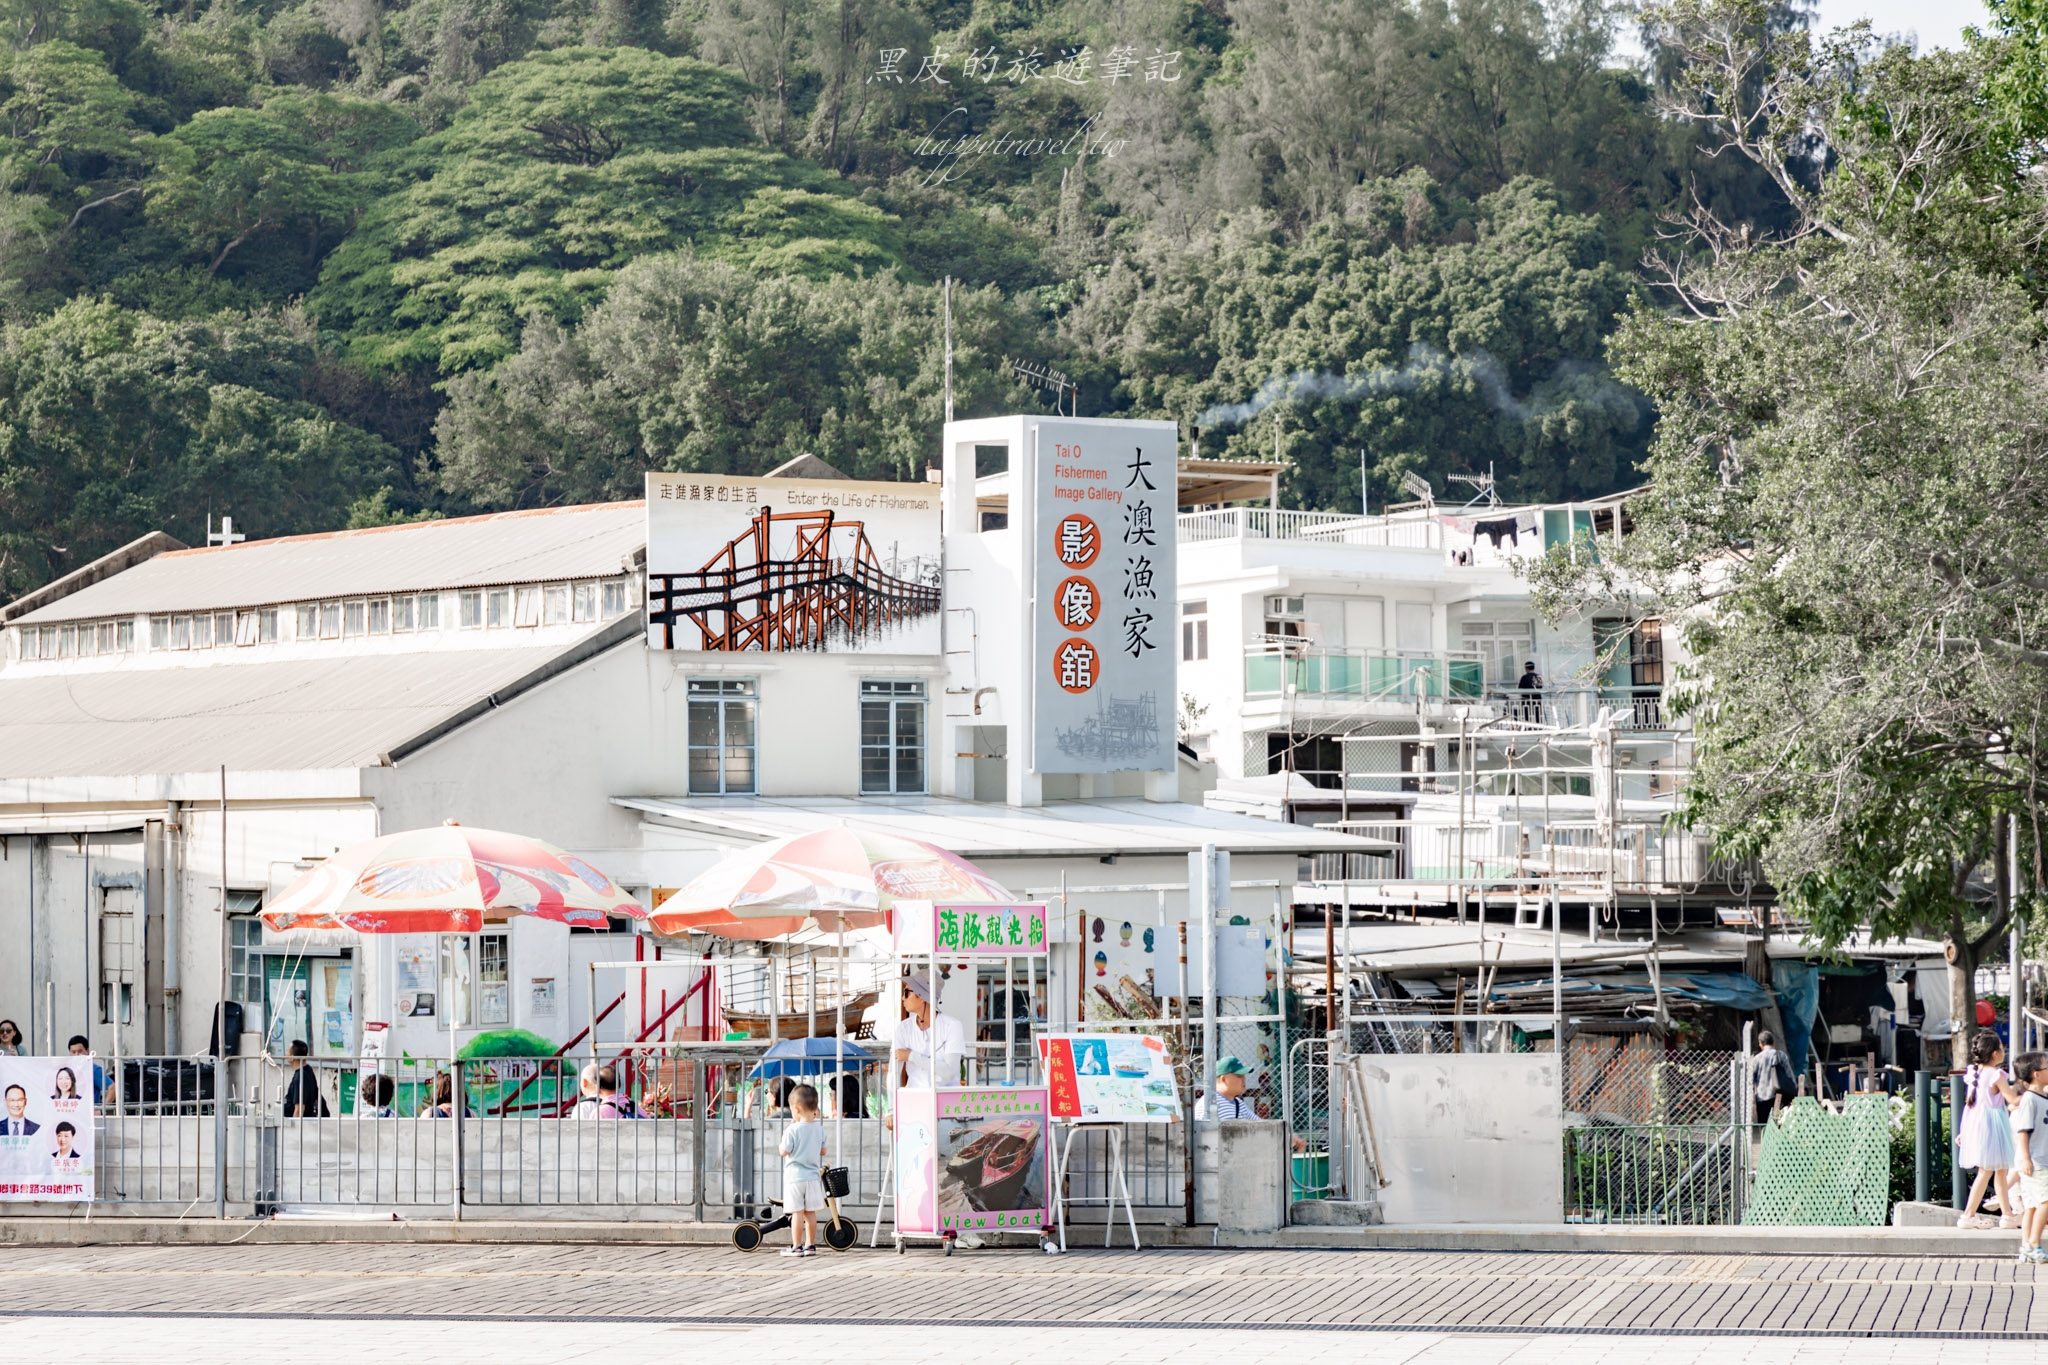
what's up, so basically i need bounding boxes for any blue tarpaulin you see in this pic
[746,1038,878,1080]
[1772,960,1820,1070]
[1483,969,1776,1011]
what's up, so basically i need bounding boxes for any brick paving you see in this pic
[0,1243,2045,1339]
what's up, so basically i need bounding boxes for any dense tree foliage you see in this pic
[1531,1,2048,1035]
[0,299,397,596]
[0,0,1821,597]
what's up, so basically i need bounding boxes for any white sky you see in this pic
[1616,0,1991,63]
[1809,0,1989,49]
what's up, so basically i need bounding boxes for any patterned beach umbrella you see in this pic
[261,822,644,936]
[650,828,1011,939]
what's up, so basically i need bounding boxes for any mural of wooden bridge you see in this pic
[649,505,941,651]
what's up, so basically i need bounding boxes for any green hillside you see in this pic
[0,0,1786,597]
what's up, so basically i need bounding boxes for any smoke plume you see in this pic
[1195,342,1638,429]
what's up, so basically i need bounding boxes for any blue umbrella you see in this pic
[747,1037,879,1080]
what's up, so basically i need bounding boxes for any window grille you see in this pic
[860,679,926,794]
[687,679,757,795]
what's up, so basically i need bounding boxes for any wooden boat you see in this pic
[720,990,878,1039]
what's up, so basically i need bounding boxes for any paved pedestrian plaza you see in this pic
[5,1242,2048,1361]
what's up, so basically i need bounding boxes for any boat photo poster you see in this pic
[1040,1034,1182,1122]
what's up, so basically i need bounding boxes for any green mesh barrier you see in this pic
[1742,1095,1892,1225]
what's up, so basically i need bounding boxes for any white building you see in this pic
[1170,491,1719,916]
[0,436,1363,1080]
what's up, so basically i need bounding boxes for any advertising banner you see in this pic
[894,1085,1051,1235]
[1031,419,1177,773]
[0,1056,95,1201]
[646,472,942,653]
[1039,1033,1181,1122]
[893,901,1048,956]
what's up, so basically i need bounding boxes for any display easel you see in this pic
[877,900,1056,1254]
[1036,1031,1180,1250]
[1051,1121,1141,1249]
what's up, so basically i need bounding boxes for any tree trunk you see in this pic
[1948,938,1976,1072]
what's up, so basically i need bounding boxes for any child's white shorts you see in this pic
[784,1174,826,1212]
[2020,1169,2048,1210]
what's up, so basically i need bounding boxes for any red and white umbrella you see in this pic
[262,822,644,936]
[651,828,1011,939]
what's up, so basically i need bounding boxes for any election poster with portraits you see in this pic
[0,1056,95,1201]
[1031,418,1177,774]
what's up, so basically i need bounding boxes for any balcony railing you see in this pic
[1178,508,1442,549]
[1482,687,1671,731]
[1245,646,1486,701]
[1244,650,1672,729]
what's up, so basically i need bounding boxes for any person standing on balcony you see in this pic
[1516,661,1544,722]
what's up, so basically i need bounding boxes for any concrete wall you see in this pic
[1352,1053,1563,1224]
[369,641,945,847]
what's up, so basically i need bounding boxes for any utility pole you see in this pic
[943,277,954,425]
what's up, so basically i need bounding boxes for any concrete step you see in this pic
[2,1215,2026,1256]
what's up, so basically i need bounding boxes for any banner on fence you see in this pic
[1039,1034,1181,1122]
[0,1055,95,1201]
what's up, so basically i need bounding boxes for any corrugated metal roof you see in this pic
[13,502,646,624]
[612,794,1380,857]
[0,642,593,778]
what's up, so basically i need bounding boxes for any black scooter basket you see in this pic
[822,1165,851,1199]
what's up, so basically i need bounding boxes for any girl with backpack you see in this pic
[1960,1030,2025,1229]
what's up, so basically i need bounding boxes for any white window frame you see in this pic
[1181,600,1209,662]
[687,679,758,796]
[859,679,927,795]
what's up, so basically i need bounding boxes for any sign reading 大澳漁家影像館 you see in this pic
[1031,420,1177,774]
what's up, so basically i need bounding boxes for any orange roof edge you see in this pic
[155,500,647,559]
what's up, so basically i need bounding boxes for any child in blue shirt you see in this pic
[778,1084,828,1258]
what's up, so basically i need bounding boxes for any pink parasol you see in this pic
[261,822,644,936]
[651,828,1011,939]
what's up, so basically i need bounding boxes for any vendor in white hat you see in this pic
[893,971,966,1092]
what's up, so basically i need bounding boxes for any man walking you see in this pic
[1750,1030,1795,1121]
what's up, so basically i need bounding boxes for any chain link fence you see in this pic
[1563,1034,1739,1126]
[1559,1035,1747,1224]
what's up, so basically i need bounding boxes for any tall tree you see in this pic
[1532,2,2048,1048]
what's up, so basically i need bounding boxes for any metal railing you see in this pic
[1563,1122,1748,1224]
[1246,647,1487,701]
[1481,687,1671,731]
[68,1053,1189,1224]
[1178,508,1442,549]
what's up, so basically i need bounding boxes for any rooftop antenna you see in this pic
[1397,470,1435,511]
[207,515,247,548]
[943,277,954,425]
[1009,357,1076,416]
[1446,463,1499,511]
